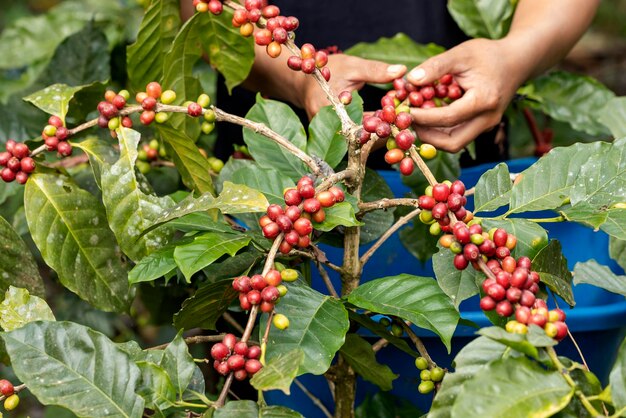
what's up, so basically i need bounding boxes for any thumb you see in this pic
[406,53,455,86]
[351,58,406,84]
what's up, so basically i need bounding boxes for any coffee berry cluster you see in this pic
[417,180,470,232]
[414,357,445,395]
[259,176,345,254]
[210,334,263,381]
[232,269,285,313]
[41,115,72,156]
[0,140,35,184]
[0,379,20,411]
[506,303,568,341]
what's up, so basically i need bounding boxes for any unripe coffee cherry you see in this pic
[4,394,19,411]
[339,91,352,105]
[418,380,435,394]
[384,148,404,165]
[267,41,282,58]
[415,357,428,370]
[146,82,162,99]
[300,43,315,59]
[273,313,290,330]
[317,191,336,207]
[281,269,298,282]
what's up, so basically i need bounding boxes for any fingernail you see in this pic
[387,64,405,75]
[409,68,425,80]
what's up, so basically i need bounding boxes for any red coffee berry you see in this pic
[363,116,381,133]
[262,222,280,239]
[284,229,300,245]
[399,158,414,176]
[482,278,497,293]
[515,306,531,324]
[279,240,293,254]
[260,300,274,313]
[495,246,511,259]
[421,86,435,100]
[301,57,316,74]
[554,321,568,341]
[486,283,506,301]
[216,361,230,376]
[453,254,469,270]
[510,268,528,288]
[381,105,396,124]
[418,195,436,210]
[298,184,315,200]
[283,189,302,206]
[297,234,310,248]
[261,286,280,303]
[146,82,162,99]
[479,296,496,311]
[384,148,405,165]
[227,354,246,371]
[282,16,299,31]
[300,43,315,59]
[272,27,288,44]
[431,202,448,220]
[55,126,69,141]
[517,256,532,270]
[248,345,261,359]
[495,300,513,317]
[432,183,450,202]
[328,186,345,203]
[303,198,321,213]
[249,274,266,291]
[395,130,415,150]
[222,333,237,350]
[239,293,252,310]
[255,29,272,46]
[435,84,448,98]
[375,122,392,139]
[1,168,16,182]
[15,171,28,183]
[408,91,424,107]
[0,152,10,166]
[453,224,470,244]
[495,271,511,288]
[262,4,280,18]
[20,157,36,173]
[529,314,547,328]
[12,143,29,159]
[57,141,73,156]
[287,56,302,71]
[211,343,230,361]
[259,215,272,228]
[5,139,16,153]
[493,229,508,247]
[267,204,284,221]
[519,290,536,307]
[265,270,282,287]
[247,290,262,305]
[311,209,325,223]
[294,217,313,236]
[48,115,64,128]
[395,112,412,130]
[6,157,20,172]
[140,110,156,125]
[142,96,157,111]
[187,102,203,117]
[359,129,371,144]
[285,205,301,222]
[234,369,248,381]
[245,359,262,374]
[315,51,328,68]
[317,191,336,207]
[448,85,463,100]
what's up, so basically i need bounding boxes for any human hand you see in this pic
[301,54,406,119]
[406,38,524,153]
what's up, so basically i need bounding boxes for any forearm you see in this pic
[500,0,600,84]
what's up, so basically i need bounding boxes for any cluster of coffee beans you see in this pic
[414,357,445,394]
[97,89,133,133]
[259,176,345,254]
[286,44,331,81]
[506,302,568,340]
[232,270,285,313]
[41,115,72,155]
[193,0,223,14]
[378,317,404,337]
[417,180,470,232]
[210,334,263,380]
[387,74,462,110]
[0,379,19,411]
[136,139,167,174]
[0,140,35,184]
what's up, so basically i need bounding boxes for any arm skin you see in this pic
[405,0,601,152]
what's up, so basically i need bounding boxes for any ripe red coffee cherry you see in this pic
[12,142,29,159]
[0,380,14,397]
[283,189,302,206]
[482,278,497,293]
[317,191,336,207]
[146,82,162,99]
[187,102,203,117]
[262,4,280,18]
[479,239,497,256]
[408,91,424,107]
[285,205,301,222]
[479,296,496,311]
[495,246,511,259]
[517,256,532,270]
[266,41,282,58]
[211,342,230,360]
[234,369,248,381]
[399,158,414,176]
[259,215,272,228]
[239,293,252,310]
[395,130,415,150]
[418,195,436,210]
[48,115,64,128]
[216,361,230,376]
[495,271,511,288]
[328,186,345,203]
[20,157,36,174]
[375,122,392,139]
[311,209,325,223]
[222,333,237,350]
[287,55,302,71]
[15,171,28,184]
[255,29,272,46]
[284,229,300,245]
[298,183,316,199]
[529,314,547,328]
[384,148,404,165]
[57,141,73,156]
[315,51,328,68]
[250,274,267,291]
[294,217,313,236]
[431,202,448,220]
[493,228,508,247]
[394,112,412,130]
[431,183,450,202]
[275,214,293,232]
[282,16,299,31]
[0,151,10,166]
[7,157,20,172]
[142,96,157,111]
[245,0,262,10]
[303,198,321,213]
[262,286,280,302]
[262,222,280,239]
[266,204,284,221]
[247,290,262,305]
[363,116,381,133]
[514,306,531,324]
[486,283,506,301]
[297,234,311,247]
[381,105,396,124]
[395,89,407,101]
[510,268,529,288]
[463,244,480,261]
[1,168,16,182]
[272,27,288,44]
[495,300,513,317]
[453,224,470,244]
[421,86,435,100]
[435,84,448,98]
[446,193,463,212]
[260,300,274,313]
[297,176,314,188]
[245,359,262,374]
[140,110,155,125]
[234,276,252,293]
[248,345,261,359]
[265,270,282,287]
[279,240,292,254]
[554,321,568,341]
[519,290,536,307]
[301,57,316,74]
[227,354,246,371]
[453,254,469,270]
[448,85,463,100]
[55,126,69,140]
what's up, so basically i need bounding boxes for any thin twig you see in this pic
[552,296,590,371]
[315,259,339,298]
[360,207,421,266]
[315,169,356,192]
[358,197,419,214]
[294,379,333,418]
[0,384,27,402]
[408,146,437,186]
[400,322,435,368]
[371,338,389,353]
[148,334,259,351]
[288,247,344,274]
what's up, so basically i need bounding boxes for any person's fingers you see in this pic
[348,57,406,84]
[415,114,499,153]
[410,90,493,127]
[406,52,457,86]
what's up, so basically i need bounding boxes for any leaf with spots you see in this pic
[0,286,55,331]
[100,128,175,262]
[24,173,131,312]
[250,349,304,394]
[23,83,83,121]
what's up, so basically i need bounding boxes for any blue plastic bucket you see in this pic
[266,159,626,416]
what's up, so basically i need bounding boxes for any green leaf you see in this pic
[400,221,439,263]
[24,173,131,312]
[482,218,549,260]
[433,245,481,308]
[340,334,398,391]
[214,400,257,418]
[2,321,144,417]
[600,96,626,138]
[307,92,363,168]
[508,142,609,214]
[73,137,119,189]
[522,71,614,136]
[173,279,238,330]
[101,128,175,262]
[0,286,55,331]
[473,163,511,213]
[532,240,575,306]
[250,349,304,395]
[202,247,262,281]
[348,274,460,352]
[573,260,626,297]
[478,326,555,360]
[128,238,192,285]
[165,212,235,234]
[347,311,417,357]
[243,96,308,181]
[23,84,83,121]
[313,202,364,232]
[360,168,396,244]
[173,232,251,280]
[610,237,626,272]
[452,356,573,418]
[610,338,626,413]
[447,0,517,39]
[162,331,197,397]
[260,406,304,418]
[345,33,445,70]
[198,8,255,93]
[0,215,45,297]
[161,13,203,140]
[136,361,176,410]
[126,0,180,92]
[157,125,215,195]
[262,280,349,375]
[429,336,512,418]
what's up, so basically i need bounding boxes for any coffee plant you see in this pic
[0,0,625,417]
